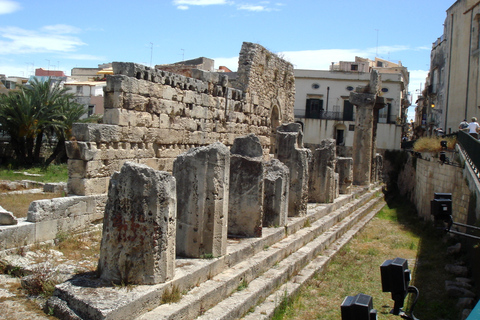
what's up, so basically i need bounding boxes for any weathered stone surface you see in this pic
[276,123,310,216]
[337,157,353,194]
[445,283,475,298]
[350,70,382,186]
[308,139,337,203]
[173,142,229,258]
[98,162,176,285]
[0,206,17,225]
[229,135,264,237]
[447,243,462,255]
[230,133,263,158]
[263,159,289,227]
[445,264,469,277]
[68,44,295,196]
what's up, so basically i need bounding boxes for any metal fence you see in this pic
[457,130,480,180]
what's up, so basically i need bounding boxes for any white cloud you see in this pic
[0,0,20,15]
[173,0,230,9]
[0,26,85,54]
[41,24,82,34]
[237,4,268,11]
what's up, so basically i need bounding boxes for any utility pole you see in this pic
[150,42,153,67]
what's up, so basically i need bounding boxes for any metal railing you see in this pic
[457,130,480,181]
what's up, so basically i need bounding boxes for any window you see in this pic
[88,105,94,117]
[378,103,392,124]
[351,64,358,71]
[343,100,354,121]
[311,83,320,89]
[376,61,383,67]
[305,98,323,119]
[76,86,83,95]
[349,124,355,131]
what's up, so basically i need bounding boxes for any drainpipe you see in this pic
[465,10,474,120]
[445,13,454,131]
[326,86,330,111]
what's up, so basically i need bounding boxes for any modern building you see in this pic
[64,81,106,118]
[420,0,480,134]
[294,57,410,155]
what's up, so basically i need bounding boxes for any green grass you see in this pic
[0,163,68,183]
[274,195,462,320]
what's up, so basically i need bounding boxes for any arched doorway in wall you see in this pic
[270,105,281,154]
[335,123,347,146]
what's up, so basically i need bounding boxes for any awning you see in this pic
[96,67,113,75]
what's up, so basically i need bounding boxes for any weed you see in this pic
[236,279,248,292]
[161,285,181,304]
[264,245,270,250]
[303,219,311,228]
[200,253,215,259]
[21,267,58,298]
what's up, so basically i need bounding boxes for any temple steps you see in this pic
[49,185,384,320]
[136,185,384,320]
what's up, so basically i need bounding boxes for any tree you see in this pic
[0,78,92,167]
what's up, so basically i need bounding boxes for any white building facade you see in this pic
[294,58,409,155]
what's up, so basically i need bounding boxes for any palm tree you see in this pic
[0,78,92,167]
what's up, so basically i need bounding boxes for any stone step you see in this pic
[49,185,381,320]
[135,186,383,320]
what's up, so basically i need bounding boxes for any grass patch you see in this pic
[161,285,182,304]
[0,192,63,219]
[0,163,68,183]
[413,136,457,153]
[275,195,461,320]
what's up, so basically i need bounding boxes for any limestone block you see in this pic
[98,162,176,285]
[65,141,98,161]
[112,62,145,78]
[67,177,110,196]
[0,221,35,250]
[0,206,17,225]
[173,142,229,258]
[43,182,67,194]
[104,91,124,109]
[308,139,337,203]
[103,108,129,126]
[72,123,121,143]
[337,157,353,194]
[276,123,310,216]
[162,86,177,100]
[228,135,264,237]
[263,159,289,227]
[123,93,148,111]
[27,196,95,222]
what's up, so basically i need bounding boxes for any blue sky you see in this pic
[0,0,456,118]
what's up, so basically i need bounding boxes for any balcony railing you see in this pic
[457,131,480,182]
[295,110,397,124]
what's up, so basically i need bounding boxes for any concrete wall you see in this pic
[66,42,295,196]
[413,156,470,224]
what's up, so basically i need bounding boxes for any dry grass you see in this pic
[0,192,63,219]
[275,197,461,320]
[413,136,457,152]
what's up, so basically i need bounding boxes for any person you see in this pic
[468,117,480,139]
[459,119,469,132]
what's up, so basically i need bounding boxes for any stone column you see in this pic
[173,142,229,258]
[97,162,176,285]
[308,139,337,203]
[276,123,310,217]
[228,134,265,237]
[336,157,353,194]
[263,159,289,228]
[349,70,381,186]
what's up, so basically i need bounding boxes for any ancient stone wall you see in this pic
[66,42,295,196]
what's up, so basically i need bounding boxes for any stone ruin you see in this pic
[173,142,229,258]
[66,42,295,196]
[349,69,385,185]
[98,162,176,285]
